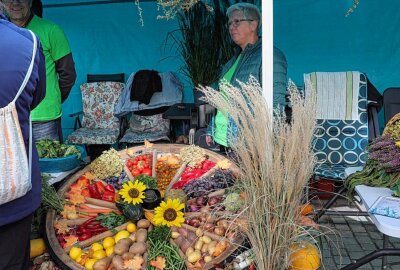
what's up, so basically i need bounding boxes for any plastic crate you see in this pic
[39,146,85,173]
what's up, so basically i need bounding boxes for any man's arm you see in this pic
[55,52,76,103]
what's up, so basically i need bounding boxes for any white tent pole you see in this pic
[262,0,273,113]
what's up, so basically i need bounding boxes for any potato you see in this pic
[201,243,208,253]
[112,255,125,270]
[118,238,133,246]
[185,247,194,257]
[113,242,130,255]
[93,256,112,270]
[201,235,212,244]
[129,242,147,255]
[187,250,201,263]
[194,240,204,251]
[207,241,217,255]
[204,256,212,263]
[171,232,180,239]
[119,252,133,260]
[135,229,148,242]
[137,219,151,229]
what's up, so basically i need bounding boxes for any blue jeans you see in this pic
[32,118,63,143]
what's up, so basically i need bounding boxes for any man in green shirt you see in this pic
[3,0,76,142]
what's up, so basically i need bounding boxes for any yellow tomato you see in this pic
[92,249,107,260]
[90,243,103,252]
[69,246,82,261]
[105,246,114,257]
[84,258,97,270]
[102,237,115,249]
[114,230,130,243]
[126,223,137,233]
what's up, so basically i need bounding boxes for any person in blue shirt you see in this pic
[0,5,46,269]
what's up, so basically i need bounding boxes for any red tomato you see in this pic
[127,160,133,167]
[141,168,152,176]
[131,169,141,177]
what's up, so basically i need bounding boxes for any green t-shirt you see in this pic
[214,55,241,147]
[27,15,71,121]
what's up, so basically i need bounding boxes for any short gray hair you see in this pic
[226,3,261,31]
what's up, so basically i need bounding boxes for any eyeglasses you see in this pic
[2,0,29,4]
[227,19,254,28]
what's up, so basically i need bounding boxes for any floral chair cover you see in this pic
[67,82,124,145]
[119,113,170,144]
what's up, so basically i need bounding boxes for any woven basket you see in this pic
[383,112,400,140]
[39,146,84,173]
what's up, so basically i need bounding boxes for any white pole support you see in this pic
[262,0,273,114]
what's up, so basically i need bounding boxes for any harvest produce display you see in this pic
[45,144,247,270]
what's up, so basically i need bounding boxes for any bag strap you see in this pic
[12,30,37,102]
[13,30,37,183]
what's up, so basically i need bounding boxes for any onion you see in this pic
[188,218,201,227]
[188,205,200,212]
[214,226,226,236]
[217,219,229,229]
[207,197,220,206]
[196,196,208,206]
[202,223,215,232]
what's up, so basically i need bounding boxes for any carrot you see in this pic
[84,197,119,210]
[77,208,115,214]
[59,218,90,226]
[80,203,112,211]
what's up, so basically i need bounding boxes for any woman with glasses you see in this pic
[201,3,287,153]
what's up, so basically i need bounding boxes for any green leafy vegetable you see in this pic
[135,175,157,189]
[36,139,81,159]
[148,225,171,244]
[96,212,127,229]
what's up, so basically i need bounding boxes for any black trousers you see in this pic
[0,214,33,270]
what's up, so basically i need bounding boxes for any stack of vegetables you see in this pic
[346,113,400,196]
[49,145,249,270]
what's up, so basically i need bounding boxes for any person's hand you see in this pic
[205,135,213,146]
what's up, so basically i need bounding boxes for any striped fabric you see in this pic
[0,30,35,205]
[304,71,360,120]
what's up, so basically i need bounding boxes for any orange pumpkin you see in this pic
[289,242,321,270]
[299,203,314,216]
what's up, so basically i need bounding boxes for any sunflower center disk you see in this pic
[129,188,139,198]
[163,209,177,221]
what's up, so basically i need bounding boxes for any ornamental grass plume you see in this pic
[198,78,318,270]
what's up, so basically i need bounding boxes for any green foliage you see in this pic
[36,139,81,159]
[96,212,127,229]
[135,175,157,189]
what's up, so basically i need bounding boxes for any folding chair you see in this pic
[67,73,125,160]
[304,72,370,221]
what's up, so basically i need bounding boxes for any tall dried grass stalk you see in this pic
[198,78,317,269]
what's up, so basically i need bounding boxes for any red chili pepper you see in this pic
[81,217,97,227]
[104,184,115,193]
[95,181,106,194]
[88,184,101,199]
[249,262,255,270]
[81,188,91,197]
[78,233,92,241]
[102,190,115,202]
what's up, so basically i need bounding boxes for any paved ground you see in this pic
[316,200,400,270]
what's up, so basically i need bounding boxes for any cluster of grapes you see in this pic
[183,169,235,198]
[104,171,127,190]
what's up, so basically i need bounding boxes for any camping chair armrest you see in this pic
[68,111,83,130]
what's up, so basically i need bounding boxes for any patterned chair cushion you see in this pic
[67,128,119,145]
[311,72,369,180]
[128,113,169,133]
[81,82,124,129]
[119,130,170,144]
[119,113,170,144]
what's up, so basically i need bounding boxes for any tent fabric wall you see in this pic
[43,1,187,138]
[274,0,400,128]
[40,0,400,137]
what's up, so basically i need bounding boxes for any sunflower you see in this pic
[153,198,185,227]
[119,180,146,205]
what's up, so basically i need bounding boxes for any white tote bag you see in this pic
[0,30,36,205]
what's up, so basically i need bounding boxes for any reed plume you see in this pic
[198,77,318,269]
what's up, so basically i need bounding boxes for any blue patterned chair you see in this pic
[67,81,124,147]
[304,72,369,220]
